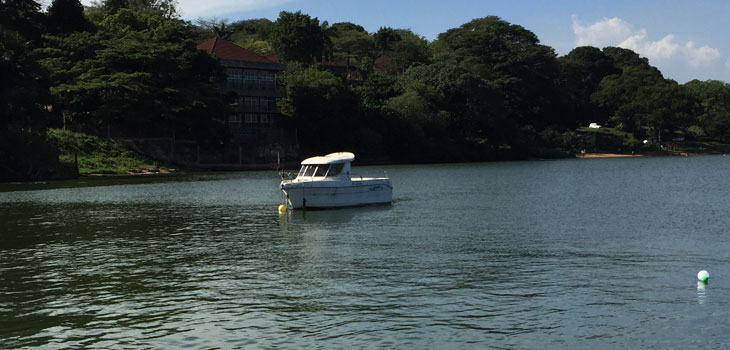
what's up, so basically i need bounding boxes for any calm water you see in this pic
[3,156,730,349]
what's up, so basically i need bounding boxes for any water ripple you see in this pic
[4,159,730,348]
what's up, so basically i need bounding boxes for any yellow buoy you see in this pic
[278,204,287,213]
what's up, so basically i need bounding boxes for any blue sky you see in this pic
[78,0,730,83]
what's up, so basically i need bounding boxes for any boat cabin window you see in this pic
[314,165,327,177]
[297,163,346,178]
[327,163,344,177]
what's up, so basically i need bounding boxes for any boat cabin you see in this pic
[293,152,353,182]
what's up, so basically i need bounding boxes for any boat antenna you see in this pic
[277,151,284,181]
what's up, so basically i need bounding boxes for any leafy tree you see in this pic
[602,46,649,70]
[226,18,275,54]
[632,80,696,142]
[234,37,274,56]
[47,0,92,34]
[558,46,619,126]
[431,16,562,129]
[0,29,50,130]
[0,0,46,41]
[0,1,71,180]
[390,63,511,160]
[39,8,228,139]
[195,18,233,39]
[229,18,273,39]
[374,27,398,52]
[591,62,664,132]
[278,63,358,152]
[685,80,730,140]
[95,0,178,18]
[373,28,430,75]
[211,20,232,39]
[269,11,327,64]
[356,72,397,108]
[330,22,374,69]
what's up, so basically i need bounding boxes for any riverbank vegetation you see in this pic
[3,0,730,180]
[49,129,165,174]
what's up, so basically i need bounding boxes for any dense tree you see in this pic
[98,0,178,18]
[431,16,563,129]
[356,72,397,108]
[210,20,233,39]
[632,80,697,142]
[39,8,229,139]
[0,0,46,40]
[269,11,327,64]
[230,18,273,39]
[591,64,664,133]
[330,22,374,68]
[602,46,650,70]
[685,80,730,140]
[226,18,275,55]
[0,28,50,130]
[558,46,620,126]
[0,0,70,180]
[373,28,430,75]
[47,0,92,34]
[278,63,358,152]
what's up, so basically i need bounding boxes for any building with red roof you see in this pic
[197,37,288,144]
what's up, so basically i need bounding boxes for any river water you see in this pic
[2,156,730,349]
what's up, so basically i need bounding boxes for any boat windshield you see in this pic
[298,163,346,179]
[314,165,327,177]
[327,163,344,177]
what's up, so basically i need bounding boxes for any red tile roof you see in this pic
[197,37,277,64]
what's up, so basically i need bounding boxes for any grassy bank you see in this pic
[48,129,167,174]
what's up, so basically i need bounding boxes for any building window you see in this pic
[244,70,257,88]
[262,98,276,112]
[244,113,258,124]
[228,114,242,127]
[260,114,272,125]
[244,97,260,112]
[227,68,242,82]
[259,71,275,89]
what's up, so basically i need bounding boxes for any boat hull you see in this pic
[281,179,392,209]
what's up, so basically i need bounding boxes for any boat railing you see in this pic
[350,174,390,181]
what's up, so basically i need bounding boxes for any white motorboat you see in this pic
[280,152,392,209]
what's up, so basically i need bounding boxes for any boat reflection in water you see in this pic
[280,152,392,209]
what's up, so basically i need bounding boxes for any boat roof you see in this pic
[301,152,355,165]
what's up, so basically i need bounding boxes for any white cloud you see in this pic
[79,0,293,19]
[619,33,679,61]
[572,15,632,49]
[683,41,721,67]
[572,16,721,68]
[176,0,293,19]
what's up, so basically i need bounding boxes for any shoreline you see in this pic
[577,153,642,158]
[577,151,699,158]
[0,151,718,185]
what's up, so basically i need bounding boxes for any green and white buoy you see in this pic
[697,270,709,283]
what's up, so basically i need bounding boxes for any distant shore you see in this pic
[577,153,642,158]
[576,151,700,158]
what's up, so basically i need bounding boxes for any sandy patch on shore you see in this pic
[577,153,642,158]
